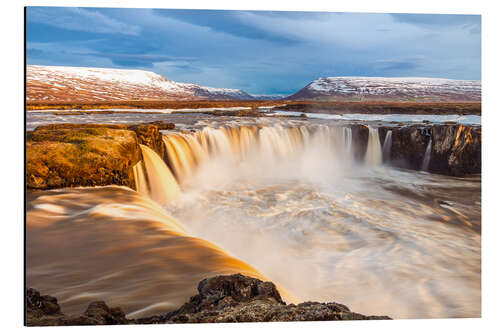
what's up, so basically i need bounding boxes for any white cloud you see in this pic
[235,12,429,49]
[27,7,141,36]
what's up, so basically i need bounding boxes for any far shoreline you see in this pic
[26,100,481,115]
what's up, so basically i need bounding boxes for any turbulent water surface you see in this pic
[26,114,481,319]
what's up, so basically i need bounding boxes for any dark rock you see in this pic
[83,301,129,324]
[389,125,429,171]
[26,275,391,326]
[350,124,369,162]
[26,289,129,326]
[429,125,481,176]
[147,274,390,323]
[374,124,481,176]
[26,288,62,319]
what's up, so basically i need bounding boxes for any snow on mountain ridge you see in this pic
[27,65,254,102]
[289,76,481,101]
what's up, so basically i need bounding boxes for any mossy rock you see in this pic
[26,125,142,189]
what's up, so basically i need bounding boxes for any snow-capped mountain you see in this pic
[287,77,481,102]
[27,65,255,102]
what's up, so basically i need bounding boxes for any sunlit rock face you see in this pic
[26,124,141,190]
[26,123,172,190]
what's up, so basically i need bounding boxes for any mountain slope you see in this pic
[287,77,481,102]
[27,65,255,102]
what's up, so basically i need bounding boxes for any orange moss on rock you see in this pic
[27,125,141,190]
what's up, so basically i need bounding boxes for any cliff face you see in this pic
[26,274,391,326]
[26,122,481,191]
[26,123,169,190]
[373,124,481,176]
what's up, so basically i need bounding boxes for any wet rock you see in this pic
[430,125,481,176]
[26,288,62,319]
[389,125,429,171]
[350,124,369,162]
[27,275,391,326]
[127,124,167,159]
[373,124,481,176]
[26,289,129,326]
[83,301,129,324]
[144,274,390,323]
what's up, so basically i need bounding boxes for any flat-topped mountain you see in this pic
[287,76,481,102]
[27,65,254,102]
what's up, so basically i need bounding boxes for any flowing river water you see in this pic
[26,112,481,319]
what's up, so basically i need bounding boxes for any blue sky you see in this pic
[26,7,481,95]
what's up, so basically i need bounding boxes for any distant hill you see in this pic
[250,94,286,100]
[287,77,481,102]
[26,65,255,102]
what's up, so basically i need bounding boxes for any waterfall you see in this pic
[132,160,149,196]
[382,130,392,163]
[138,144,180,204]
[421,139,432,172]
[159,125,357,185]
[344,127,352,156]
[365,127,382,166]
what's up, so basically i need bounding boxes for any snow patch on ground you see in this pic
[268,111,481,125]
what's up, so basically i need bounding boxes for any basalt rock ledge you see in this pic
[26,274,391,326]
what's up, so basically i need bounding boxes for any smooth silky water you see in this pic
[162,123,481,319]
[26,114,481,319]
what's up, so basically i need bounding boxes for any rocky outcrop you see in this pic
[430,125,481,176]
[350,124,369,162]
[26,123,175,190]
[372,124,481,176]
[27,288,128,326]
[26,124,141,190]
[26,274,391,326]
[127,124,167,159]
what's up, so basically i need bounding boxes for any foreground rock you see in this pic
[27,274,390,326]
[27,288,128,326]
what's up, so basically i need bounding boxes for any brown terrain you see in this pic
[26,100,481,116]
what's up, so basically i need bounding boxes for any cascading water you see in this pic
[29,118,480,320]
[365,126,382,166]
[421,139,432,171]
[382,130,392,163]
[344,127,352,156]
[132,160,149,195]
[138,144,181,204]
[159,124,355,187]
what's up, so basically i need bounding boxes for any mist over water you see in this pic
[160,124,480,319]
[26,119,481,320]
